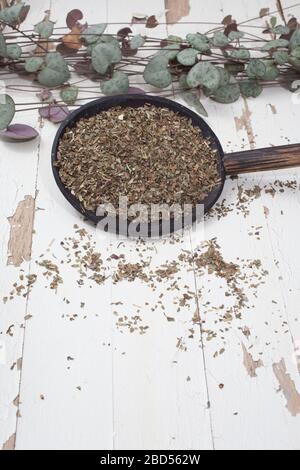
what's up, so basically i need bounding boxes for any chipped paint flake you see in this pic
[2,433,16,450]
[268,104,277,114]
[165,0,190,24]
[7,195,35,267]
[273,359,300,416]
[242,343,263,378]
[263,206,270,218]
[234,98,255,149]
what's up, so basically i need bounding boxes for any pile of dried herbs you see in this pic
[56,105,220,216]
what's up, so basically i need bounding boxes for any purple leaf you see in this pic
[0,124,39,141]
[66,9,83,29]
[117,27,132,39]
[128,87,146,94]
[36,88,53,102]
[39,105,70,123]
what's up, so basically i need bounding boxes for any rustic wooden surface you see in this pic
[1,0,300,450]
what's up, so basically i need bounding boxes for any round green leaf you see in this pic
[261,39,289,52]
[60,86,79,104]
[155,44,180,61]
[211,76,240,103]
[38,52,70,87]
[230,47,250,60]
[225,63,245,74]
[212,31,230,47]
[25,56,44,73]
[0,94,15,130]
[228,31,244,40]
[289,55,300,71]
[186,33,210,52]
[0,32,7,58]
[34,19,55,39]
[130,34,145,49]
[273,50,289,65]
[83,24,107,44]
[0,3,24,25]
[240,80,263,98]
[217,67,230,87]
[101,71,129,95]
[179,91,208,117]
[246,59,266,79]
[273,25,290,35]
[290,28,300,51]
[178,73,190,90]
[263,63,279,80]
[186,62,220,90]
[143,56,172,88]
[167,35,183,43]
[291,46,300,59]
[92,42,121,74]
[6,43,22,60]
[177,48,198,66]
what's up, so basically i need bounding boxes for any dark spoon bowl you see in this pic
[51,94,226,237]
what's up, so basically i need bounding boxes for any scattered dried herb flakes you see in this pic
[2,226,269,346]
[56,105,220,216]
[208,180,299,220]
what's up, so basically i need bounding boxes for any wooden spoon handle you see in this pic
[224,143,300,176]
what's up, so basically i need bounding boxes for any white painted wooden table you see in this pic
[1,0,300,450]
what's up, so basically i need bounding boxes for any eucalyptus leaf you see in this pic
[179,91,208,117]
[289,27,300,50]
[211,31,230,47]
[211,76,240,103]
[92,42,121,74]
[246,59,266,79]
[143,56,172,88]
[177,48,198,66]
[60,85,79,104]
[230,47,250,59]
[261,39,289,51]
[187,62,220,90]
[25,56,44,73]
[130,34,145,49]
[83,24,107,44]
[0,94,15,130]
[0,32,7,58]
[38,52,70,87]
[186,33,210,52]
[101,71,129,95]
[240,80,263,98]
[228,31,244,40]
[0,2,24,25]
[273,50,289,65]
[6,43,22,60]
[34,19,55,39]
